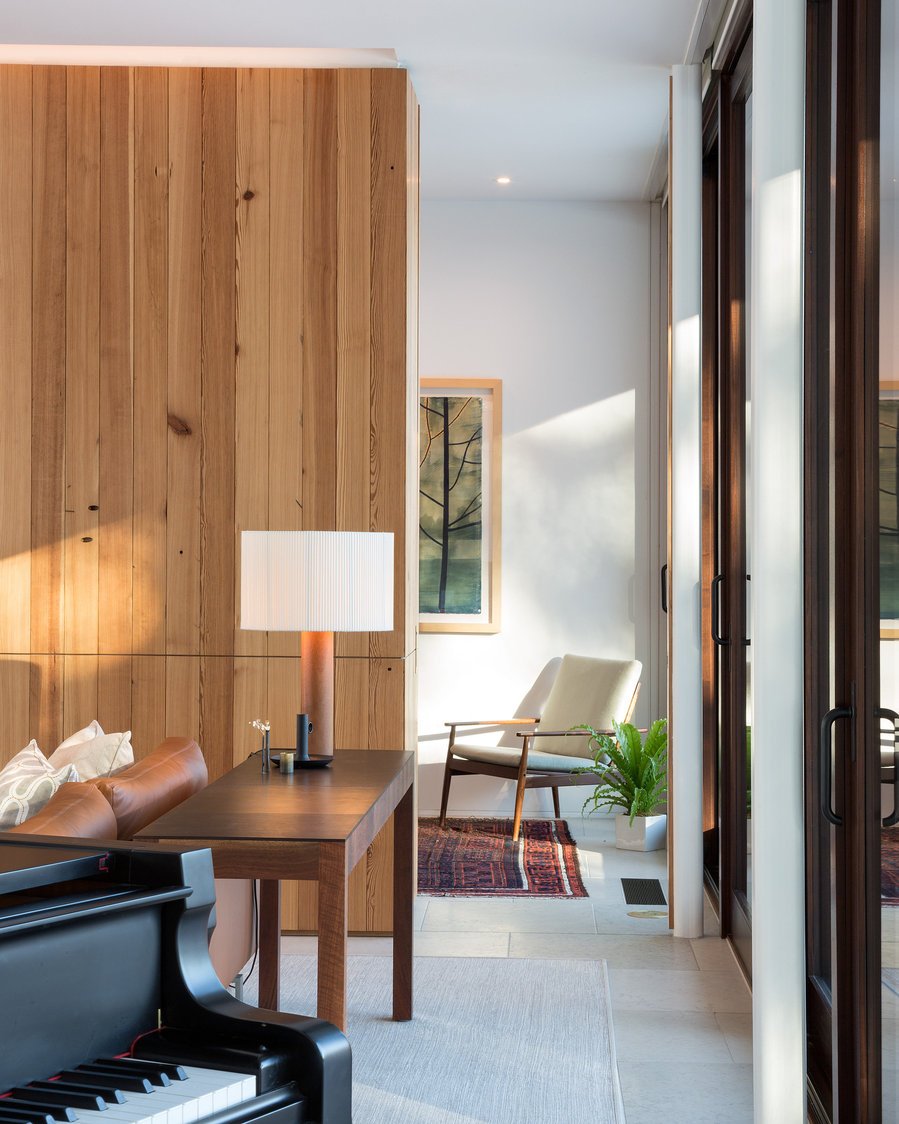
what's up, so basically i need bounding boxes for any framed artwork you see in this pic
[882,382,899,638]
[419,378,502,633]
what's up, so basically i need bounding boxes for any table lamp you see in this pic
[240,530,394,767]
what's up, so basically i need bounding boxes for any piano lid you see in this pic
[0,840,112,895]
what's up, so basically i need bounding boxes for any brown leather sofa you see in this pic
[9,736,255,988]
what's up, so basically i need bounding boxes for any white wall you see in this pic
[417,200,657,815]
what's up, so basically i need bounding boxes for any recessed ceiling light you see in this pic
[495,176,511,185]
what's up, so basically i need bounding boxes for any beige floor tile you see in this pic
[617,1060,753,1123]
[510,932,698,969]
[691,936,740,971]
[421,895,598,934]
[613,1009,734,1064]
[883,941,899,968]
[884,907,899,943]
[579,875,629,905]
[281,935,318,955]
[414,895,429,929]
[609,968,752,1014]
[583,844,668,880]
[280,935,395,956]
[593,903,671,936]
[715,1012,753,1063]
[883,983,899,1020]
[414,930,510,957]
[884,1019,899,1073]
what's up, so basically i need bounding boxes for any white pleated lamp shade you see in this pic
[240,531,394,632]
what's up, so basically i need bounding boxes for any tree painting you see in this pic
[881,399,899,621]
[420,395,483,614]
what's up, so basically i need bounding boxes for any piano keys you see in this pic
[0,839,351,1124]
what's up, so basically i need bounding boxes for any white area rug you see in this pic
[247,956,624,1124]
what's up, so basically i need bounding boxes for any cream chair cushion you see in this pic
[535,655,642,760]
[451,742,596,773]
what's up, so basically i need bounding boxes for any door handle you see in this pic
[711,574,730,646]
[743,574,751,647]
[660,564,668,614]
[879,708,899,829]
[820,705,854,826]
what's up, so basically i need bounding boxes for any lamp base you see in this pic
[271,751,334,769]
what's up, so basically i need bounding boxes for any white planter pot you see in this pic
[615,813,667,852]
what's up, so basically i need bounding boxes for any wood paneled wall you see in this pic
[0,64,420,932]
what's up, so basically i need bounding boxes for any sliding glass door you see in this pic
[805,0,898,1117]
[700,25,754,977]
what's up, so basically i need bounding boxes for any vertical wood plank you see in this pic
[98,655,132,735]
[370,658,405,749]
[30,655,63,755]
[235,69,270,657]
[199,656,233,780]
[0,658,33,762]
[200,68,236,656]
[334,659,370,749]
[336,70,372,660]
[63,654,99,736]
[303,70,338,532]
[65,67,101,656]
[165,656,201,740]
[404,83,421,661]
[133,67,168,655]
[131,654,166,756]
[267,657,300,757]
[31,66,67,660]
[0,68,33,656]
[370,70,408,659]
[99,66,134,657]
[268,70,304,659]
[167,69,203,656]
[232,655,268,767]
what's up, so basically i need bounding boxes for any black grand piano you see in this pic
[0,838,351,1124]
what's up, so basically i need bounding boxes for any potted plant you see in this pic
[576,718,668,851]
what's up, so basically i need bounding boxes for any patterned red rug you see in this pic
[418,817,587,898]
[883,829,899,905]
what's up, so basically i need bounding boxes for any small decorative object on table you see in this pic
[576,719,668,851]
[250,719,272,774]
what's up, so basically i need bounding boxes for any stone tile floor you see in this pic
[279,814,754,1123]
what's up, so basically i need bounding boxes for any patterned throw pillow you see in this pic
[0,742,81,828]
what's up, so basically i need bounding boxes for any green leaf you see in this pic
[571,717,668,822]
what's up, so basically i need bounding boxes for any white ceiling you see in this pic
[3,0,705,201]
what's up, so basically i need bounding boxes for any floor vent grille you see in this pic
[621,877,667,906]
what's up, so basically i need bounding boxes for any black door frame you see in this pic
[804,0,882,1117]
[700,11,754,978]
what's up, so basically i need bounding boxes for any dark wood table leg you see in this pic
[393,784,414,1020]
[317,842,348,1032]
[258,879,282,1011]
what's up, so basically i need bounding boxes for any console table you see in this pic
[136,749,415,1033]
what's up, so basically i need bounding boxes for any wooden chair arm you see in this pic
[517,728,601,739]
[446,718,539,728]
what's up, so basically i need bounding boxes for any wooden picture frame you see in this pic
[419,378,502,634]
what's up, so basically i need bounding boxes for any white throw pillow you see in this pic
[49,729,134,781]
[0,742,81,828]
[54,720,105,754]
